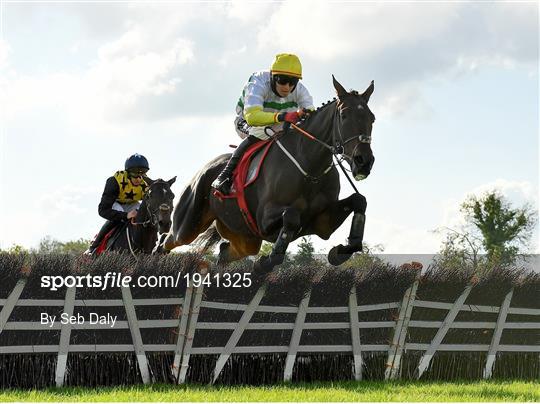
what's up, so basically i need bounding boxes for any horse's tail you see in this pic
[193,224,222,254]
[166,154,228,251]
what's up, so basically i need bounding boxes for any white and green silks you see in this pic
[236,70,314,140]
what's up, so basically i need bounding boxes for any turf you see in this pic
[1,380,538,402]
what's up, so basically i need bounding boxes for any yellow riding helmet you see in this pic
[270,53,302,79]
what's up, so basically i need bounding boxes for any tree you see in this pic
[37,236,64,254]
[342,242,385,269]
[257,241,274,257]
[257,241,292,268]
[294,236,315,266]
[462,191,536,264]
[436,190,536,268]
[433,226,483,270]
[4,244,29,254]
[36,236,92,255]
[60,238,93,255]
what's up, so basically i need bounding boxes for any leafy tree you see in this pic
[342,242,385,269]
[257,241,273,257]
[436,190,536,268]
[4,244,29,254]
[462,191,536,265]
[256,241,292,268]
[294,236,315,266]
[37,236,64,254]
[60,238,93,255]
[433,226,483,270]
[35,236,92,255]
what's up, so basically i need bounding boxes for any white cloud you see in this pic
[376,85,434,120]
[1,186,99,249]
[38,186,96,215]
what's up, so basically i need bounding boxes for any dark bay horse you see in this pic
[164,76,375,271]
[104,177,176,255]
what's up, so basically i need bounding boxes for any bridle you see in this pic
[285,98,373,193]
[123,181,172,258]
[290,99,372,161]
[131,182,173,228]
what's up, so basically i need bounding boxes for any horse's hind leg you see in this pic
[215,221,262,264]
[255,207,301,273]
[312,193,367,266]
[163,210,215,251]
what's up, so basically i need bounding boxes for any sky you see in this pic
[0,1,538,255]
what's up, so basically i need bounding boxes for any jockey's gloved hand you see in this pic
[299,108,313,119]
[277,111,301,124]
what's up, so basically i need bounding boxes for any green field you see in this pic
[1,380,538,402]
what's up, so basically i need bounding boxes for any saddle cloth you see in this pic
[95,224,124,255]
[214,139,274,236]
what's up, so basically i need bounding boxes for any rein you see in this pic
[284,104,370,193]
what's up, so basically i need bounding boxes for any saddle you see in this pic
[214,138,275,236]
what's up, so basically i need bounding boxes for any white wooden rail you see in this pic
[385,279,419,380]
[1,276,539,383]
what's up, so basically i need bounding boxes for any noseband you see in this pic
[333,105,372,160]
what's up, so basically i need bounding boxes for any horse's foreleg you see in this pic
[152,233,169,254]
[313,193,367,266]
[256,207,301,273]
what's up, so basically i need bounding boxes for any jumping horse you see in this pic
[164,76,375,271]
[102,177,176,255]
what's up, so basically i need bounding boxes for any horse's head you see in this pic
[144,177,176,233]
[333,76,375,181]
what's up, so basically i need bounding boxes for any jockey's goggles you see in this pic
[273,75,299,87]
[128,169,147,178]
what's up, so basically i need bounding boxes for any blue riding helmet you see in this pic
[125,154,149,171]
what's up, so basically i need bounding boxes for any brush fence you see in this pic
[1,271,539,386]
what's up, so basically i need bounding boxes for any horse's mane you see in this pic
[302,98,337,125]
[299,88,375,128]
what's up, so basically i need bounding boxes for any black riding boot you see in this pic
[86,220,116,254]
[212,136,260,195]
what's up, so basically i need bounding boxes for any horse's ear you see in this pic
[167,176,177,186]
[145,176,155,185]
[332,75,347,97]
[361,80,374,103]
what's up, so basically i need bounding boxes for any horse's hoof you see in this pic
[328,245,352,266]
[253,256,274,276]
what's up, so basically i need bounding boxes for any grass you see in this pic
[1,380,538,402]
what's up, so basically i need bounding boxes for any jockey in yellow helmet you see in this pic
[212,53,315,195]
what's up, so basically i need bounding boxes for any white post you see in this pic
[55,286,76,387]
[172,283,194,383]
[211,284,267,384]
[416,284,473,378]
[122,285,152,384]
[178,275,206,384]
[385,280,419,380]
[483,289,513,379]
[349,286,363,380]
[283,289,311,382]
